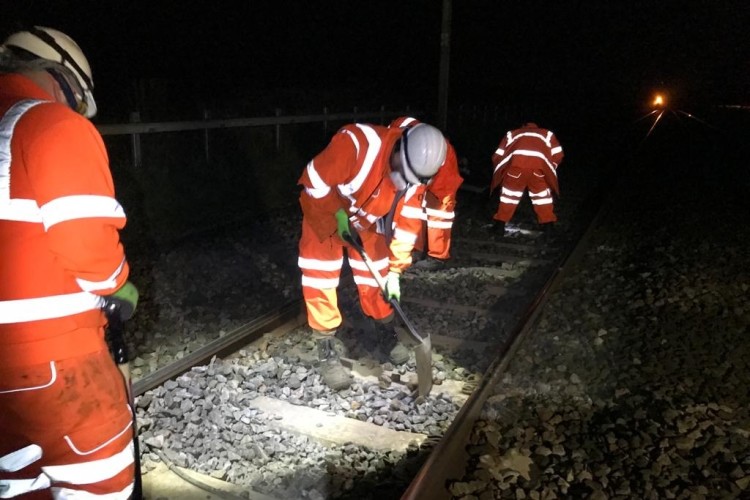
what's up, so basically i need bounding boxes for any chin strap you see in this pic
[45,68,79,111]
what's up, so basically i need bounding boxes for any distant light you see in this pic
[652,94,665,108]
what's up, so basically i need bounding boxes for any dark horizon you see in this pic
[1,1,747,123]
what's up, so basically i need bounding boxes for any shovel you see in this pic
[342,231,433,397]
[104,303,143,499]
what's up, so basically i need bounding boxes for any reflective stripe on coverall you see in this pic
[490,123,564,224]
[0,74,134,498]
[298,123,404,331]
[413,141,462,260]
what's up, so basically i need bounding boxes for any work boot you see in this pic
[413,257,445,271]
[389,341,411,365]
[493,220,506,235]
[315,335,352,391]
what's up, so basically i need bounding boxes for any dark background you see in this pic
[2,1,747,250]
[2,1,746,123]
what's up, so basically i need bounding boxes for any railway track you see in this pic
[128,176,604,499]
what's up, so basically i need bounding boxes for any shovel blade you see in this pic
[414,334,433,397]
[390,299,433,397]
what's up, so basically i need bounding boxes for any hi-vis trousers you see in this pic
[0,341,135,499]
[415,192,456,260]
[298,217,392,332]
[494,165,557,224]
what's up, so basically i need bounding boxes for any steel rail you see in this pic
[402,195,611,500]
[133,300,304,397]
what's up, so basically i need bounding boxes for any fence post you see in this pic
[203,109,210,162]
[275,108,282,152]
[129,111,141,169]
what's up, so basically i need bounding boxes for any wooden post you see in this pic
[275,108,282,152]
[203,109,210,162]
[130,111,141,169]
[437,0,452,132]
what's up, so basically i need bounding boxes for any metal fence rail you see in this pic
[96,107,415,168]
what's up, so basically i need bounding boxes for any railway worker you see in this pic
[0,27,139,498]
[298,121,447,390]
[490,122,564,233]
[388,116,464,271]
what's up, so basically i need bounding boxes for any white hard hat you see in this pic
[390,116,421,129]
[4,26,96,117]
[399,123,447,185]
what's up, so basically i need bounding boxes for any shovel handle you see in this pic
[390,299,425,343]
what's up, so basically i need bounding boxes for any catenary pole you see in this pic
[437,0,452,132]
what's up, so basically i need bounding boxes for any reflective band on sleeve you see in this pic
[304,160,331,199]
[50,482,134,500]
[338,125,380,197]
[0,199,42,223]
[43,441,133,486]
[0,100,47,223]
[76,258,126,292]
[0,444,42,472]
[41,195,125,230]
[551,146,563,155]
[0,474,50,498]
[0,292,104,324]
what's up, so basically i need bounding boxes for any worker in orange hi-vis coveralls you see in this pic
[490,122,564,234]
[0,27,139,499]
[298,121,447,390]
[388,117,464,271]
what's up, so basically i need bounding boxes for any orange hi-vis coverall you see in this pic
[298,123,405,332]
[490,123,564,224]
[389,141,463,266]
[0,75,135,499]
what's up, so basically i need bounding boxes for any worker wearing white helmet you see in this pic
[298,121,446,390]
[3,26,97,117]
[0,27,139,497]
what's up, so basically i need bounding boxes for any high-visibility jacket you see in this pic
[0,73,129,357]
[390,141,463,268]
[298,123,404,331]
[490,123,564,195]
[0,74,134,498]
[298,123,405,241]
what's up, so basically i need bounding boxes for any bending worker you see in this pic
[298,121,447,390]
[0,27,139,498]
[490,122,564,233]
[389,116,463,271]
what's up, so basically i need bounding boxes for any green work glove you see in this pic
[335,208,363,247]
[385,271,401,302]
[104,281,139,321]
[335,208,352,241]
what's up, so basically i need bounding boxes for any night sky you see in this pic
[1,1,747,122]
